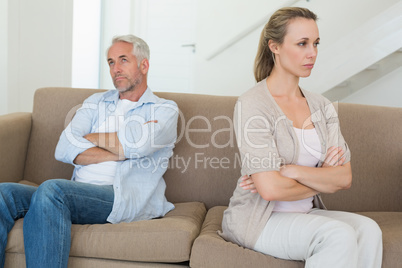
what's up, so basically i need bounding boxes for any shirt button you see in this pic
[109,104,116,111]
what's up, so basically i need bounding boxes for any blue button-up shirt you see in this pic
[55,88,178,223]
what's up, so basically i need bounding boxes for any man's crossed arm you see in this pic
[73,132,125,165]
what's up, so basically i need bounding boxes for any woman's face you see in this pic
[274,18,320,78]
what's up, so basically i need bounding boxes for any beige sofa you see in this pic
[1,87,401,267]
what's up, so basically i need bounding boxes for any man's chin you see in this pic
[114,81,129,91]
[116,87,127,92]
[114,78,141,93]
[116,86,134,94]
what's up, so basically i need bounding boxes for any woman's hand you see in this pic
[322,146,346,167]
[239,175,258,193]
[239,146,348,194]
[288,145,352,193]
[240,166,299,193]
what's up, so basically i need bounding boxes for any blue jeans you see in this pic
[0,179,114,268]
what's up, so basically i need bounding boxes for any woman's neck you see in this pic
[266,68,301,98]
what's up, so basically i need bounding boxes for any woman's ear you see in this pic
[268,40,279,54]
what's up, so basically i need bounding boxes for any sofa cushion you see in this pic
[190,206,402,268]
[323,103,402,212]
[6,202,206,263]
[190,206,303,268]
[23,88,105,185]
[358,211,402,267]
[156,92,241,210]
[5,253,190,268]
[23,88,243,210]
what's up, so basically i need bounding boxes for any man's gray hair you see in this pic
[107,34,150,65]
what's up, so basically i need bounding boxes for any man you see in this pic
[0,35,178,267]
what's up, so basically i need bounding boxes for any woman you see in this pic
[219,7,382,267]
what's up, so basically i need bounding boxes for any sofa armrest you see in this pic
[0,113,32,183]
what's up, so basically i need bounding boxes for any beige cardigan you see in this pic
[219,79,351,249]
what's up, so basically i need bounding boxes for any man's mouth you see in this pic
[115,76,126,81]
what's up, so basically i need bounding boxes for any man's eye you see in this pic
[108,61,114,66]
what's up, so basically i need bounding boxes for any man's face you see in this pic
[107,42,144,93]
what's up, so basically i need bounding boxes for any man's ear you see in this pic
[140,59,149,75]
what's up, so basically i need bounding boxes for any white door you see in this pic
[143,0,196,93]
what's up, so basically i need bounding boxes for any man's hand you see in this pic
[84,132,125,158]
[73,132,126,165]
[73,147,124,165]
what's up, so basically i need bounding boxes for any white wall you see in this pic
[196,0,291,60]
[194,29,259,96]
[0,0,8,115]
[2,0,401,115]
[194,0,401,97]
[71,0,101,89]
[194,0,287,96]
[5,0,73,114]
[99,0,197,93]
[299,1,402,94]
[145,0,196,93]
[342,67,402,108]
[99,0,133,90]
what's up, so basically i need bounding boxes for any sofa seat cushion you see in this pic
[190,206,402,268]
[190,206,303,268]
[357,211,402,267]
[6,202,206,263]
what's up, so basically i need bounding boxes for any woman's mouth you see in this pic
[303,64,314,69]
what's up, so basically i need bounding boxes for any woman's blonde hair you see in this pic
[254,7,317,82]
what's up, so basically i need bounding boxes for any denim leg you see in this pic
[23,179,114,268]
[0,183,37,268]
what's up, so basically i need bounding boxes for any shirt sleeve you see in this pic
[234,98,282,176]
[117,100,179,159]
[54,96,99,165]
[323,101,351,164]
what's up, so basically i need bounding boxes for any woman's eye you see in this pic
[298,42,306,46]
[314,42,320,47]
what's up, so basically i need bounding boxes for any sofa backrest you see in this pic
[157,92,240,209]
[23,88,241,209]
[23,88,105,185]
[23,88,401,212]
[321,103,402,212]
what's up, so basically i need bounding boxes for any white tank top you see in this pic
[75,99,137,185]
[273,127,322,213]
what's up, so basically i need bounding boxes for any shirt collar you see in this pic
[103,87,158,106]
[136,87,158,105]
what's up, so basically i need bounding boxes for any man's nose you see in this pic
[112,63,122,74]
